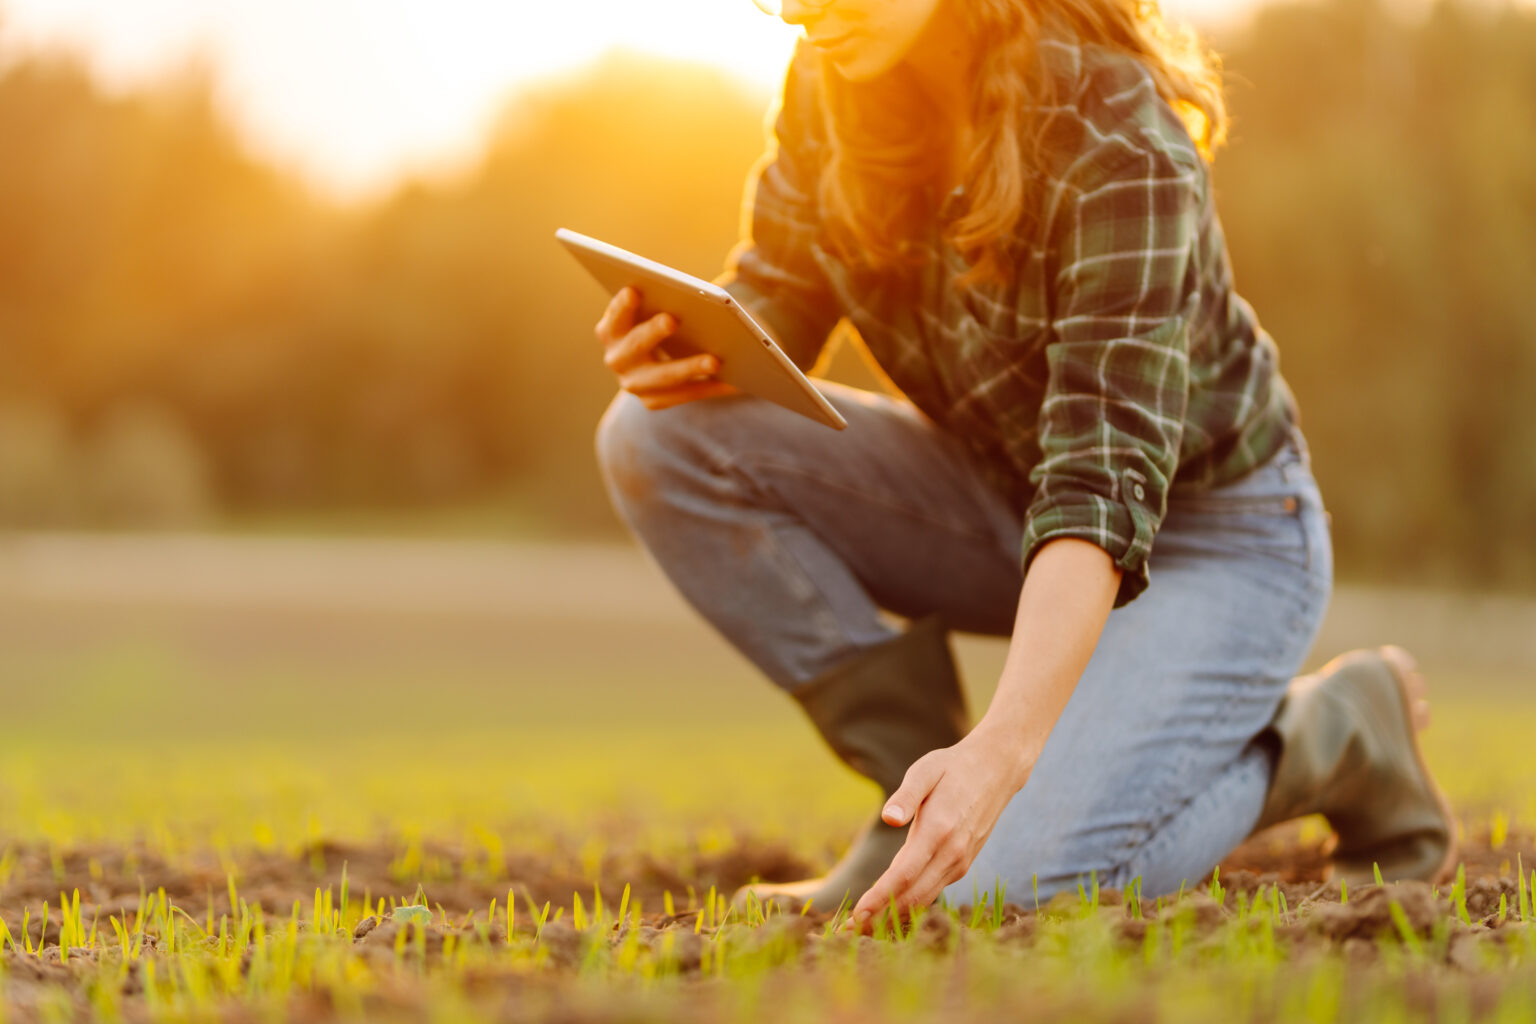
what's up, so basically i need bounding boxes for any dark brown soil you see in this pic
[0,828,822,929]
[3,820,1535,1022]
[5,820,1527,927]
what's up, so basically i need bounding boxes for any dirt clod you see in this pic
[1303,882,1445,942]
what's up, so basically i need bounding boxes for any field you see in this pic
[2,536,1536,1023]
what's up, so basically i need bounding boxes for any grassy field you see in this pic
[2,538,1535,1022]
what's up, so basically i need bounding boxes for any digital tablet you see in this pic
[556,228,847,431]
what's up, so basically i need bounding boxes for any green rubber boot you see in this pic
[1252,646,1457,885]
[731,615,969,915]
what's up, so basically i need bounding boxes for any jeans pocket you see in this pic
[1165,486,1311,571]
[1171,492,1300,516]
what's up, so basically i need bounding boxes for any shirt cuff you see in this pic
[1019,466,1158,608]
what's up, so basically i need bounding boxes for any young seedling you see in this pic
[738,887,762,928]
[1451,864,1470,925]
[1520,854,1531,922]
[533,900,552,945]
[340,863,350,926]
[1387,897,1424,957]
[823,893,854,937]
[968,890,991,930]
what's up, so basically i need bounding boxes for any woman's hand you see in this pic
[595,286,739,411]
[842,722,1037,932]
[841,539,1119,934]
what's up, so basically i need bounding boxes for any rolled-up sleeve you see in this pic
[1019,142,1202,607]
[713,41,841,373]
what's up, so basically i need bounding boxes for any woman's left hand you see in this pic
[842,722,1036,932]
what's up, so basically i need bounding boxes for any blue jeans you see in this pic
[596,381,1334,902]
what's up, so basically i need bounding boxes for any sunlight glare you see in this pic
[0,0,803,199]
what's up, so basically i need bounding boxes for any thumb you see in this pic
[882,755,944,827]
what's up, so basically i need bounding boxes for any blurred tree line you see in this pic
[0,0,1531,590]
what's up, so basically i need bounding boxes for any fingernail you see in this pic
[885,804,903,820]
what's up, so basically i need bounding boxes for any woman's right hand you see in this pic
[595,286,739,411]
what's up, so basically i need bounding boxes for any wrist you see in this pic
[968,711,1044,790]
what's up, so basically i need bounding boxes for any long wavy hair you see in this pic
[814,0,1228,292]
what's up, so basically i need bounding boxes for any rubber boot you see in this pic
[1251,647,1457,885]
[731,615,969,914]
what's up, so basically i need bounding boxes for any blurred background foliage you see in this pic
[0,0,1530,590]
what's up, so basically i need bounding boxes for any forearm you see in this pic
[971,537,1122,783]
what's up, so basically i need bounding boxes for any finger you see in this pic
[595,286,639,345]
[898,845,969,922]
[621,352,719,394]
[848,817,945,927]
[881,836,971,935]
[883,755,947,827]
[637,380,739,411]
[851,855,957,934]
[605,312,676,375]
[595,286,634,345]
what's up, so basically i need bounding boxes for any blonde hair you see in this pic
[814,0,1227,291]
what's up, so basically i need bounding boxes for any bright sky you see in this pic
[0,0,1246,202]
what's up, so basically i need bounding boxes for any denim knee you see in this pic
[596,390,719,515]
[596,390,784,511]
[594,390,655,509]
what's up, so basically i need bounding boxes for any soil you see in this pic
[2,820,1533,1021]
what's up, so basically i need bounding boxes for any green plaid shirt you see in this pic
[717,25,1299,608]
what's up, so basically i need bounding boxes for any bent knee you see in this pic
[594,390,731,505]
[594,391,661,506]
[594,390,642,470]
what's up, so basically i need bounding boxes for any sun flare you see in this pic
[0,0,804,199]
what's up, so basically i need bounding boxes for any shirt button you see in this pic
[1133,483,1146,501]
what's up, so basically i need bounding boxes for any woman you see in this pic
[591,0,1456,930]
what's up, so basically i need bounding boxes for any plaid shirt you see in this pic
[716,25,1299,608]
